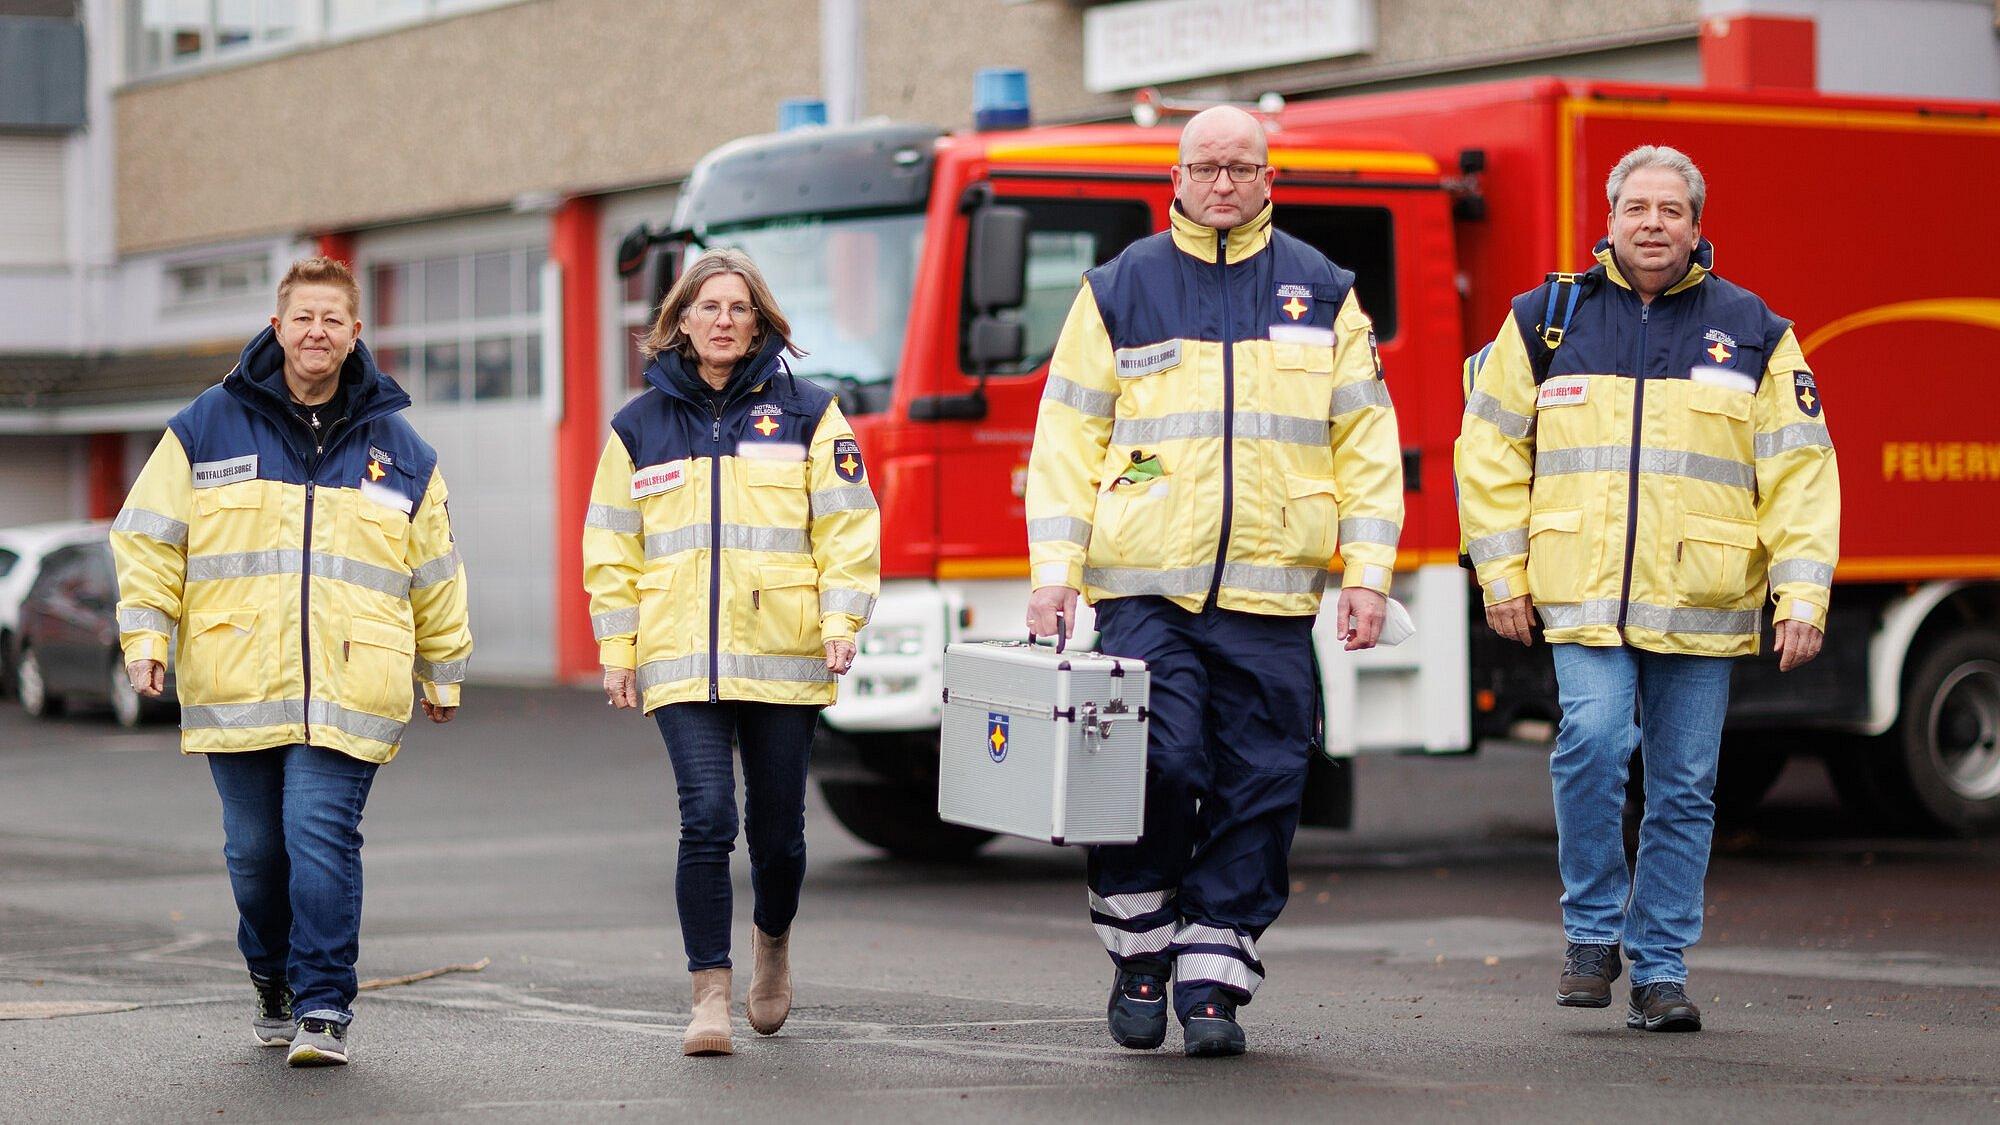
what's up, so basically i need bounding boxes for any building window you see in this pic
[617,267,659,396]
[367,245,545,405]
[163,253,272,309]
[125,0,522,79]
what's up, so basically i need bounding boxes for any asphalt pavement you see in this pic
[2,687,1997,1123]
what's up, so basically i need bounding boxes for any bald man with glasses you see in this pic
[1026,107,1404,1057]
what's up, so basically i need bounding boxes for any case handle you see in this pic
[1027,609,1068,654]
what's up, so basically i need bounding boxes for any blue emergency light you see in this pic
[778,98,828,131]
[973,68,1031,131]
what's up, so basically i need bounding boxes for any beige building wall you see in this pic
[116,0,1699,254]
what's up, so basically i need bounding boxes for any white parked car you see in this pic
[0,521,113,701]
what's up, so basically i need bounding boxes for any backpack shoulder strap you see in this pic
[1524,271,1593,383]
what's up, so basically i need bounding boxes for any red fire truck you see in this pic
[619,76,2000,852]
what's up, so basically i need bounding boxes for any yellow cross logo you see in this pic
[753,416,779,437]
[1707,341,1732,364]
[366,460,385,481]
[1282,296,1309,320]
[989,724,1006,755]
[1799,389,1816,410]
[839,454,859,476]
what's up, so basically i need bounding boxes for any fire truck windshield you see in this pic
[703,211,925,398]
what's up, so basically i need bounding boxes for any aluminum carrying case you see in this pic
[937,622,1150,845]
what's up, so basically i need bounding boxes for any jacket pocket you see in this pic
[1270,341,1336,373]
[346,493,411,569]
[741,457,810,531]
[1089,473,1173,572]
[1686,382,1757,462]
[750,563,822,657]
[1525,507,1590,605]
[342,613,415,719]
[190,485,263,556]
[637,557,702,661]
[177,607,269,706]
[1677,510,1759,608]
[1282,473,1340,566]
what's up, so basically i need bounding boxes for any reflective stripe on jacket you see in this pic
[111,330,472,762]
[1456,239,1840,657]
[582,338,880,712]
[1025,202,1404,616]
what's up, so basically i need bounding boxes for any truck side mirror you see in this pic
[615,225,652,278]
[964,314,1025,369]
[968,204,1029,313]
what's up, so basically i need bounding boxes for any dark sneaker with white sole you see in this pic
[1181,1001,1246,1058]
[1107,964,1169,1049]
[1627,981,1703,1033]
[251,975,294,1047]
[286,1017,350,1066]
[1556,942,1622,1008]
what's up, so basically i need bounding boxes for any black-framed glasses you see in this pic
[1182,162,1267,183]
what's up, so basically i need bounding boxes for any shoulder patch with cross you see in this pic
[832,437,866,483]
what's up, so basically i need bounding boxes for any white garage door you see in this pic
[0,436,82,528]
[404,401,554,682]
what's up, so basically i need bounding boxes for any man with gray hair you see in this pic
[1456,146,1840,1032]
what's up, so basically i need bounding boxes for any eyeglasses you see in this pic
[687,301,758,323]
[1182,162,1267,183]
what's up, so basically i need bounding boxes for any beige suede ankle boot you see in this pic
[682,967,733,1056]
[746,928,792,1035]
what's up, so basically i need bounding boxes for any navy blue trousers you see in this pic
[207,745,379,1025]
[1086,596,1317,1018]
[654,702,819,972]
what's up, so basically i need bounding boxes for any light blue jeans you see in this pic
[1549,643,1733,986]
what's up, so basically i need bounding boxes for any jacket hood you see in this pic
[645,332,793,405]
[1170,200,1276,264]
[224,325,410,423]
[1594,236,1714,297]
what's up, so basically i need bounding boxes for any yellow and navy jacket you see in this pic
[1026,202,1404,616]
[112,330,472,762]
[1456,239,1840,657]
[582,338,880,712]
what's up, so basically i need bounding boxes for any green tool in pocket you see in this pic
[1111,450,1166,489]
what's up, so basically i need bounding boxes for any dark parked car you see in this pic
[15,534,176,727]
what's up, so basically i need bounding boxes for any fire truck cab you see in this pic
[621,75,2000,852]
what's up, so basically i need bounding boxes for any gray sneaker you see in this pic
[286,1017,349,1066]
[251,975,294,1047]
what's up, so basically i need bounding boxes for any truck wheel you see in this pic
[817,779,995,859]
[1894,628,2000,835]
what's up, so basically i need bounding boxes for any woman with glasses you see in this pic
[582,248,880,1056]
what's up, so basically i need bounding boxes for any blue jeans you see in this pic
[1550,643,1733,986]
[1088,596,1317,1020]
[207,745,379,1025]
[654,702,819,972]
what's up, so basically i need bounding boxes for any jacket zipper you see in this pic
[1206,228,1236,607]
[302,479,315,741]
[301,424,326,743]
[1616,301,1649,633]
[707,401,724,702]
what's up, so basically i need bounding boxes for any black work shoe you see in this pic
[251,974,294,1047]
[1107,965,1169,1050]
[1556,942,1623,1008]
[1627,981,1703,1033]
[1181,1001,1246,1058]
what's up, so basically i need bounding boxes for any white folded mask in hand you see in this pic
[1345,597,1416,647]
